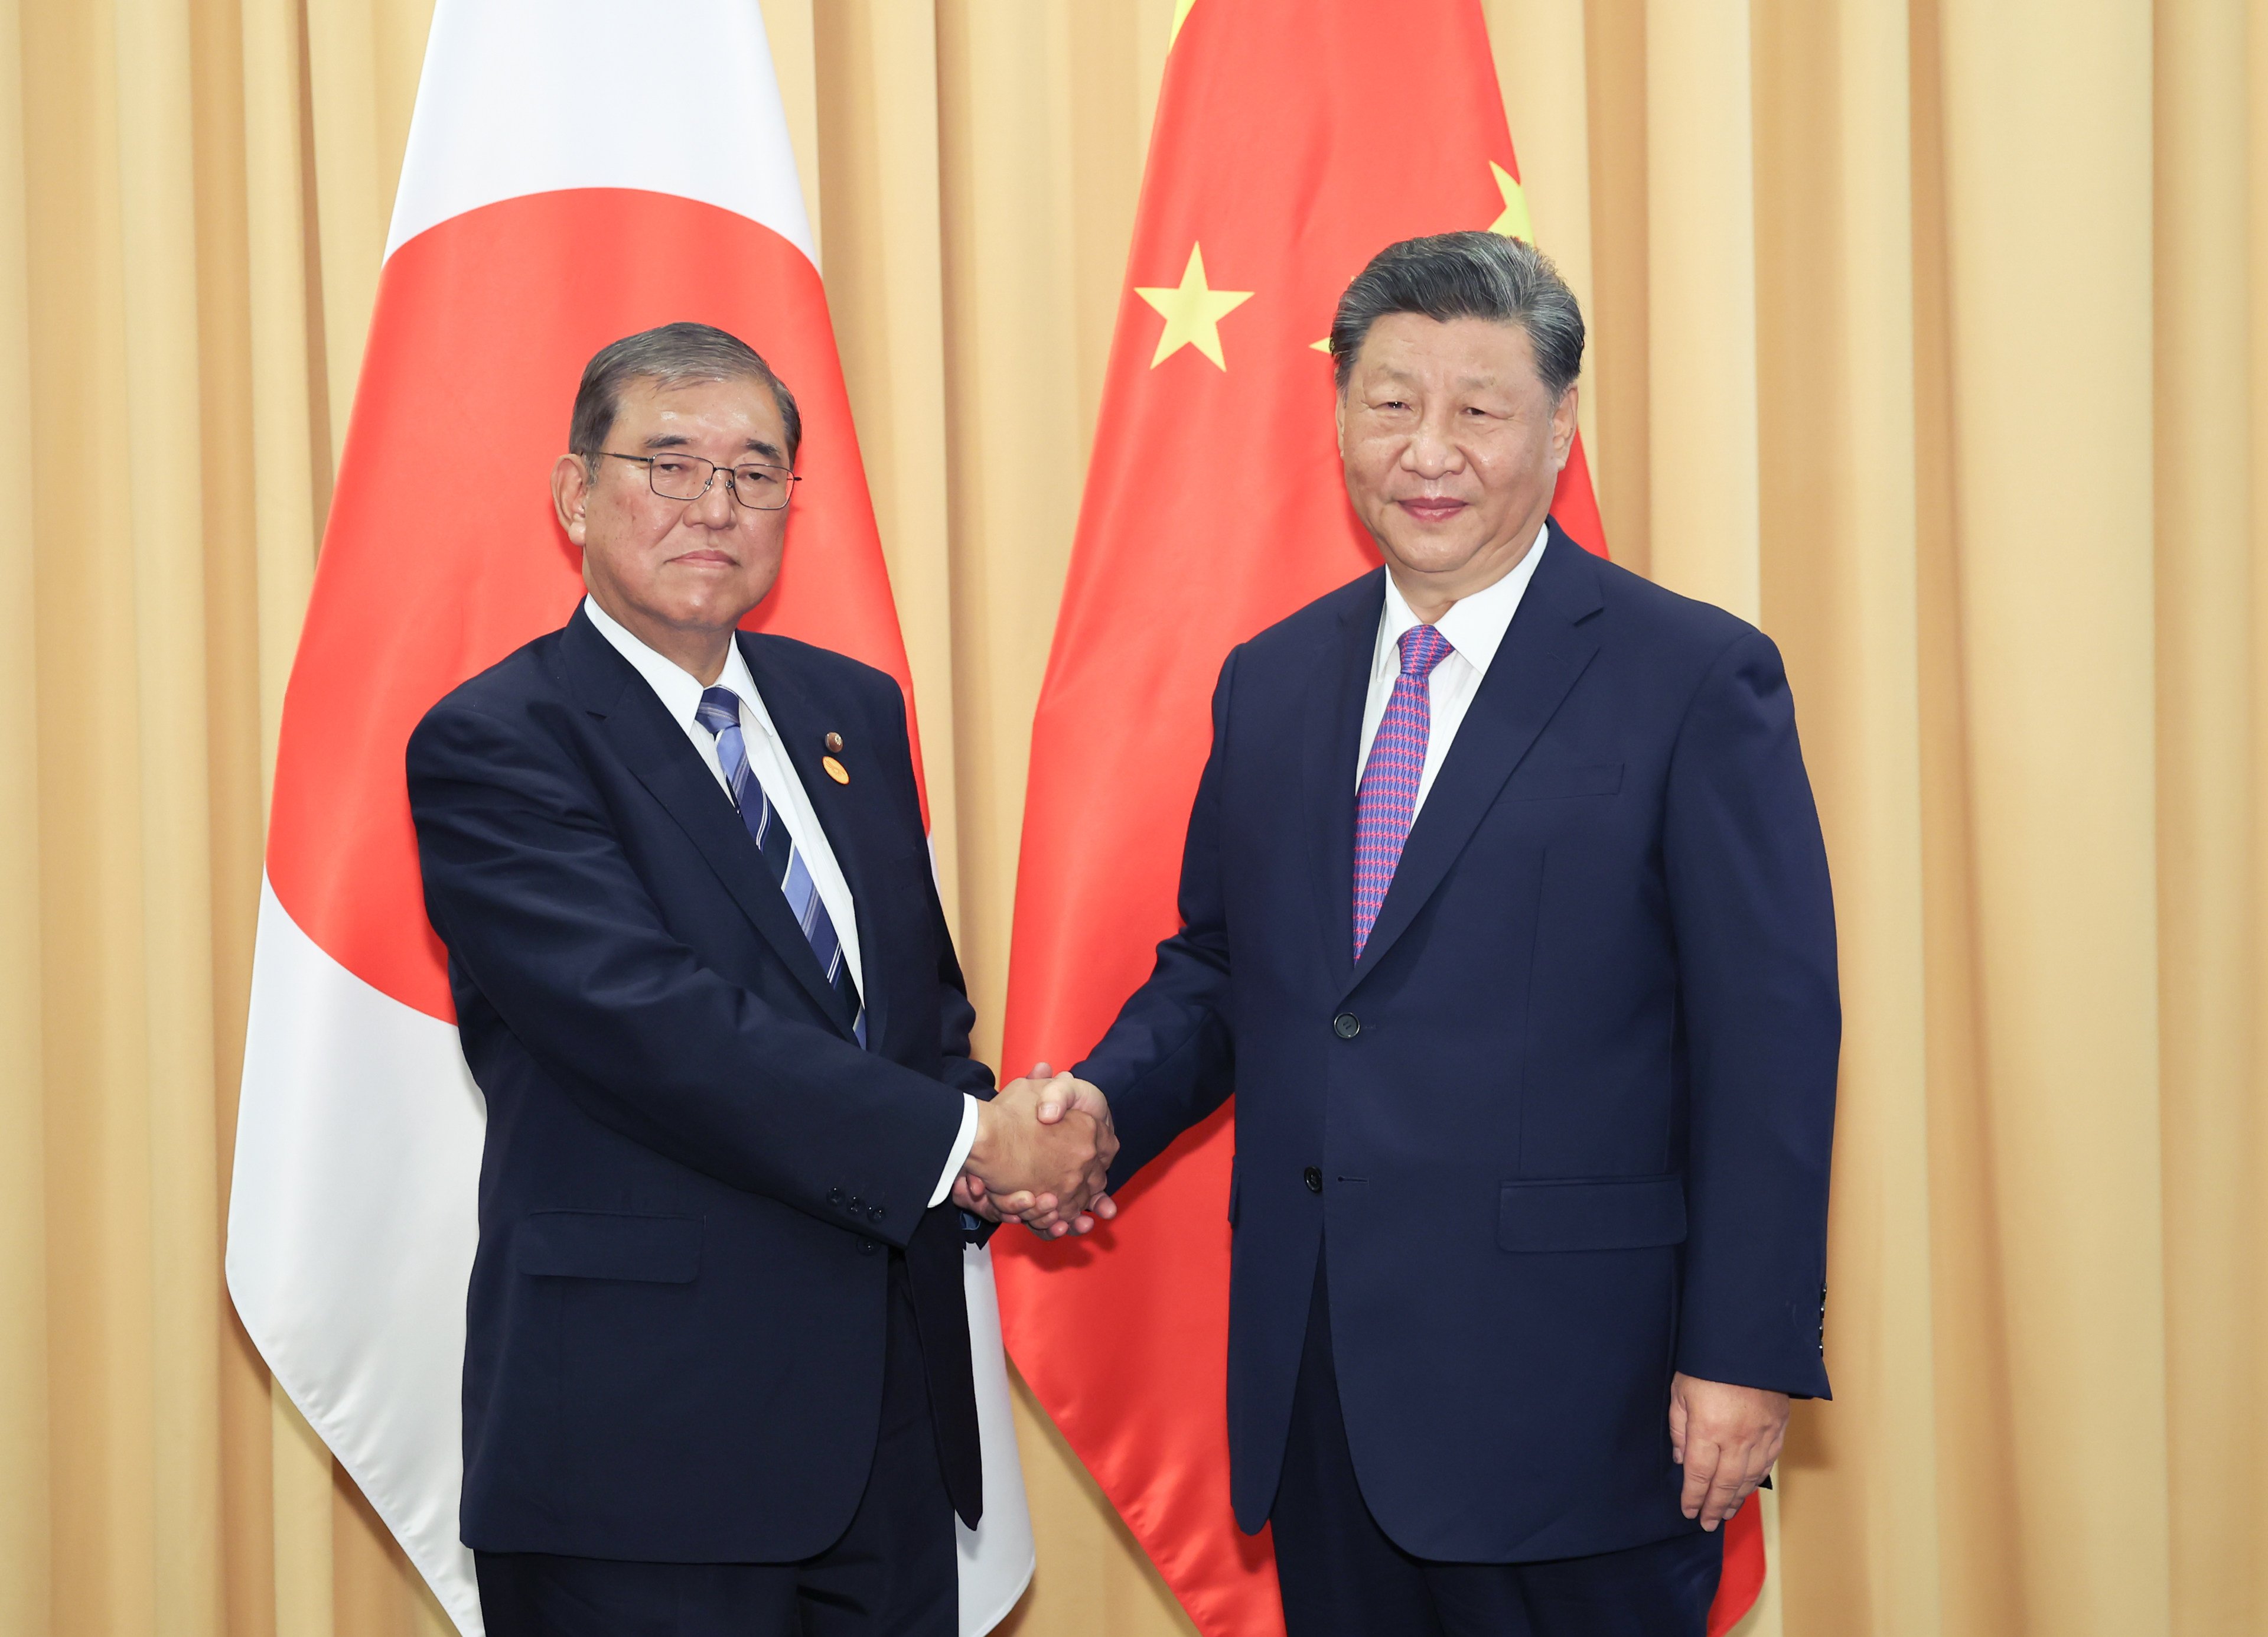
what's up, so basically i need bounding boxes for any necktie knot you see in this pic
[695,685,741,737]
[1399,624,1452,679]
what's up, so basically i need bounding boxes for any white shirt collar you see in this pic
[1374,524,1549,678]
[582,593,773,740]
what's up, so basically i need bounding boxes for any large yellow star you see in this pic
[1488,161,1533,242]
[1135,244,1254,369]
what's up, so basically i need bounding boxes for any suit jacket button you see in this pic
[1304,1166,1323,1194]
[859,1238,876,1254]
[1332,1013,1360,1039]
[868,1205,885,1223]
[847,1195,863,1215]
[827,1187,845,1206]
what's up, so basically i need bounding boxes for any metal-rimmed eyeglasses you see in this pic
[599,451,800,511]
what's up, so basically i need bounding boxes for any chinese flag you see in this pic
[992,3,1762,1635]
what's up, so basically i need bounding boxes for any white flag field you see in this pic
[224,5,1035,1631]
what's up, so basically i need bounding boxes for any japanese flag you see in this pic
[225,5,1035,1631]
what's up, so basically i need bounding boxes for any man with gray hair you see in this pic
[407,321,1114,1634]
[1019,232,1839,1633]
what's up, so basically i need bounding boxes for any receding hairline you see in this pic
[569,321,803,468]
[610,373,791,457]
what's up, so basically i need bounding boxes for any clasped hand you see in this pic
[953,1063,1119,1238]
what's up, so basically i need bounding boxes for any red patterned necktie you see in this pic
[1353,623,1454,960]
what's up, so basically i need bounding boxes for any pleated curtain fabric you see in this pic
[0,2,2262,1636]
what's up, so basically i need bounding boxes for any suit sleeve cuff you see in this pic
[928,1094,980,1208]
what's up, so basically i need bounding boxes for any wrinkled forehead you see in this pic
[1342,313,1544,396]
[612,375,787,457]
[1342,317,1542,394]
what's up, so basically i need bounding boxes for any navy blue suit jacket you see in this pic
[1078,525,1838,1562]
[407,607,990,1562]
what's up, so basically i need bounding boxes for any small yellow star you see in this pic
[1171,0,1198,46]
[1135,244,1254,369]
[1487,161,1533,242]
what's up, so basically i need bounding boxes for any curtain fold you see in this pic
[0,2,43,1629]
[0,2,2258,1633]
[2153,9,2259,1637]
[1753,1,1939,1632]
[1930,6,2171,1632]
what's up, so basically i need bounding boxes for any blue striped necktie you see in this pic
[696,686,866,1047]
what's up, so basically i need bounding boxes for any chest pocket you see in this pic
[1505,761,1622,801]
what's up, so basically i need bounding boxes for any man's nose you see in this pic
[686,468,738,526]
[1403,414,1465,475]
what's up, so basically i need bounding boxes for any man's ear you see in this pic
[551,453,592,545]
[1550,383,1579,474]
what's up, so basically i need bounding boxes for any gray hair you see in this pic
[569,321,802,468]
[1329,231,1584,400]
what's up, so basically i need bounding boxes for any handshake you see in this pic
[951,1062,1119,1238]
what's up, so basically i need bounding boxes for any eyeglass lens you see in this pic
[647,454,792,510]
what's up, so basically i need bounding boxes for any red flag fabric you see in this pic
[992,3,1763,1633]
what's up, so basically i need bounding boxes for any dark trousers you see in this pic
[1270,1259,1723,1637]
[475,1252,956,1637]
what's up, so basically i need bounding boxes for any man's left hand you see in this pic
[1015,1062,1117,1236]
[1669,1372,1788,1531]
[955,1064,1119,1236]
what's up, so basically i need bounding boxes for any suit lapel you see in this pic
[562,611,849,1033]
[1304,571,1386,991]
[740,633,894,1056]
[1346,531,1605,992]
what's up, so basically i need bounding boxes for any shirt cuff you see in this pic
[928,1094,981,1208]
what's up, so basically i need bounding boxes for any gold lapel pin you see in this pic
[822,744,850,784]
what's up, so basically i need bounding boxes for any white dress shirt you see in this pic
[583,595,978,1207]
[1355,527,1549,815]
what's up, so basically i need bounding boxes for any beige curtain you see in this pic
[0,1,2258,1633]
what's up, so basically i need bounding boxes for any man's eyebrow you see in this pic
[1367,364,1509,389]
[638,431,787,462]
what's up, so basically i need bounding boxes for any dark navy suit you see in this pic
[1080,526,1837,1626]
[406,608,988,1611]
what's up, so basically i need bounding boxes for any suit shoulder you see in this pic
[415,624,573,733]
[1231,569,1381,671]
[405,627,590,802]
[1586,551,1768,666]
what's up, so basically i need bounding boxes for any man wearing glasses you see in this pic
[405,323,1111,1635]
